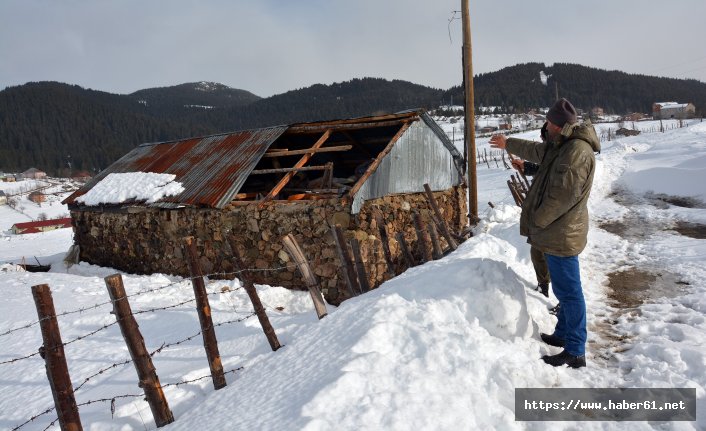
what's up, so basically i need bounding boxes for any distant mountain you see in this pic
[2,64,704,174]
[0,82,211,175]
[195,77,444,132]
[443,62,706,114]
[129,82,261,118]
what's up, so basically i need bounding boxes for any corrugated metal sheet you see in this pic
[64,126,287,209]
[352,120,462,213]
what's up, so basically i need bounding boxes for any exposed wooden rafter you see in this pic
[250,165,329,175]
[262,145,352,158]
[258,129,332,207]
[287,119,411,135]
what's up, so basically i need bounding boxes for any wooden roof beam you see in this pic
[262,145,352,158]
[287,119,415,134]
[258,129,332,207]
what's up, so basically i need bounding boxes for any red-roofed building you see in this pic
[11,218,73,235]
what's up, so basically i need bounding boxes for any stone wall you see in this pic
[71,185,466,305]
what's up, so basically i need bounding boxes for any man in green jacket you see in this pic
[490,98,600,368]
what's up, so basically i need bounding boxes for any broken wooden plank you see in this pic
[250,165,328,175]
[412,211,432,263]
[350,238,370,293]
[259,130,331,207]
[395,232,415,268]
[422,184,458,251]
[373,211,396,277]
[281,234,328,319]
[262,145,352,158]
[331,225,361,298]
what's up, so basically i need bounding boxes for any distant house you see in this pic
[0,191,6,205]
[591,107,604,117]
[28,191,46,204]
[529,114,545,129]
[498,119,512,131]
[652,102,696,119]
[11,218,73,235]
[479,126,498,134]
[23,168,47,179]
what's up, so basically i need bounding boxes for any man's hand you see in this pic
[511,159,524,173]
[489,134,507,150]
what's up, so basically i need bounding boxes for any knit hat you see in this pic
[546,98,578,127]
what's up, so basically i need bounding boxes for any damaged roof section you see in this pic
[64,110,463,210]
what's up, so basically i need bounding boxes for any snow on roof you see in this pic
[655,102,689,109]
[75,172,185,206]
[12,217,72,230]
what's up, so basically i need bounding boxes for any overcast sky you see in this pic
[1,0,705,97]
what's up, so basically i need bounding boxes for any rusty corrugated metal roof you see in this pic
[63,126,287,209]
[62,110,446,210]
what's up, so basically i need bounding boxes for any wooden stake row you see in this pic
[30,231,293,429]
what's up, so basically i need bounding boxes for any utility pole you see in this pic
[555,81,559,101]
[461,0,477,223]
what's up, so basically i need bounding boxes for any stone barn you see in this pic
[64,110,468,304]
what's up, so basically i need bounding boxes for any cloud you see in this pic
[1,0,704,96]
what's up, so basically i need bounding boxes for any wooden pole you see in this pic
[104,275,174,427]
[462,0,478,223]
[428,222,443,260]
[412,211,432,263]
[349,238,371,293]
[395,232,415,268]
[330,225,361,298]
[373,211,396,277]
[281,234,328,319]
[183,236,227,390]
[226,237,281,350]
[32,284,83,431]
[507,180,522,206]
[422,184,458,250]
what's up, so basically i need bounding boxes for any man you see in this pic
[490,98,600,368]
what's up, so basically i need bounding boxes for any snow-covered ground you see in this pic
[1,120,705,430]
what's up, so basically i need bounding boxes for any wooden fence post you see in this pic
[349,238,371,292]
[330,225,361,297]
[422,184,458,251]
[373,212,396,277]
[395,232,415,268]
[104,275,174,427]
[412,211,432,263]
[32,284,83,431]
[226,236,282,350]
[282,234,328,319]
[183,236,227,390]
[428,222,443,260]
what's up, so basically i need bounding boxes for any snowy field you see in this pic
[1,120,705,430]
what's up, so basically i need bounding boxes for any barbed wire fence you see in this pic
[4,234,306,431]
[5,209,474,429]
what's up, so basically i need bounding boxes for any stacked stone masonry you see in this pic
[72,186,467,305]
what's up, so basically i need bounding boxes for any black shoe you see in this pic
[549,303,560,315]
[540,332,565,347]
[541,350,586,368]
[536,283,549,297]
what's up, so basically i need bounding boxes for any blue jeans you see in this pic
[545,254,586,356]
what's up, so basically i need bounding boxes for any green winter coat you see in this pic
[506,122,601,256]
